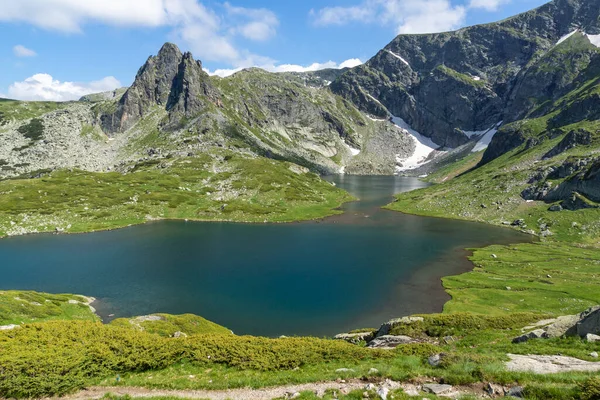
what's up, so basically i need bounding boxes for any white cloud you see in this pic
[207,58,363,78]
[339,58,364,69]
[469,0,510,11]
[7,73,121,101]
[0,0,279,66]
[13,45,37,57]
[312,0,483,34]
[310,6,374,26]
[224,3,279,41]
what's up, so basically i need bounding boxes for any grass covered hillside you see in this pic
[387,31,600,321]
[0,151,352,238]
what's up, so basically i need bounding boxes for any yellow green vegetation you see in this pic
[110,314,232,337]
[387,121,600,318]
[0,291,99,326]
[0,99,69,126]
[0,151,352,237]
[0,321,389,398]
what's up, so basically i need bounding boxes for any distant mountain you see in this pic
[331,0,600,148]
[1,0,600,192]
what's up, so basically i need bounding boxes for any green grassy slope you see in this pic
[0,100,70,126]
[0,291,98,326]
[0,151,352,238]
[387,37,600,318]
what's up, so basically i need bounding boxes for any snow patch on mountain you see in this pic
[392,116,441,172]
[385,50,410,67]
[557,30,579,45]
[343,142,361,156]
[586,33,600,47]
[472,122,502,153]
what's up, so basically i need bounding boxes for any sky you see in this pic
[0,0,549,101]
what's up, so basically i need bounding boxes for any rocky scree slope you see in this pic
[331,0,600,149]
[0,43,416,180]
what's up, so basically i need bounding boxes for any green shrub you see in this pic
[394,343,443,358]
[0,321,390,398]
[524,384,578,400]
[17,118,44,141]
[579,377,600,400]
[389,313,543,338]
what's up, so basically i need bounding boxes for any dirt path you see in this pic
[61,380,394,400]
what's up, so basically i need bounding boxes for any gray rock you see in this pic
[422,383,454,396]
[366,335,416,349]
[173,331,188,338]
[577,306,600,337]
[506,386,524,398]
[428,353,445,367]
[545,315,579,338]
[375,316,424,337]
[549,204,563,212]
[334,331,375,344]
[586,334,600,343]
[368,368,379,375]
[485,382,505,396]
[591,352,599,358]
[507,354,600,374]
[376,386,389,400]
[0,324,19,331]
[335,368,355,373]
[512,329,548,343]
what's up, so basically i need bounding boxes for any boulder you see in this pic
[428,353,446,367]
[586,334,600,343]
[334,331,375,344]
[486,382,505,396]
[545,315,579,338]
[512,329,548,344]
[423,383,456,397]
[375,316,424,337]
[366,335,416,349]
[577,306,600,337]
[506,386,524,398]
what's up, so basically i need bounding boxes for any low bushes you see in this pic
[0,321,390,398]
[388,313,544,338]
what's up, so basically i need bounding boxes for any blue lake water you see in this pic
[0,175,531,336]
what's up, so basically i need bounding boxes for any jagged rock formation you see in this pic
[2,0,600,181]
[0,43,416,178]
[331,0,600,149]
[101,43,220,134]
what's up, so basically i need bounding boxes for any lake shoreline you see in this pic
[0,175,533,337]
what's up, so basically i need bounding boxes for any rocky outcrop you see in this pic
[331,0,600,156]
[577,306,600,337]
[365,335,417,349]
[507,354,600,374]
[101,43,219,134]
[521,155,600,209]
[513,306,600,343]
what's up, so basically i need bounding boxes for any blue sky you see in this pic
[0,0,548,101]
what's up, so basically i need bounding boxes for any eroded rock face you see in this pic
[331,0,600,151]
[513,306,600,343]
[577,306,600,337]
[365,335,416,349]
[101,43,219,134]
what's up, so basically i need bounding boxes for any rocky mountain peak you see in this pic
[101,43,218,133]
[330,0,600,149]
